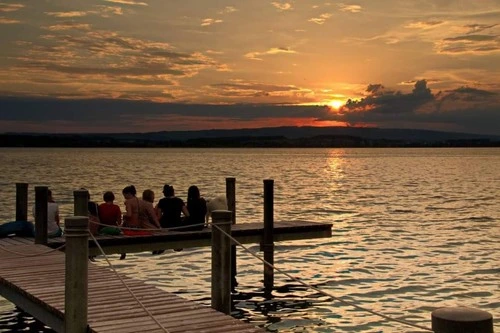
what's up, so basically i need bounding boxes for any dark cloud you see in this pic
[0,80,497,135]
[322,81,499,135]
[464,23,498,34]
[444,35,497,42]
[0,97,327,123]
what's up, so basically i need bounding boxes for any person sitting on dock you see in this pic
[98,191,122,235]
[31,189,62,238]
[140,189,161,230]
[185,185,207,231]
[156,184,189,229]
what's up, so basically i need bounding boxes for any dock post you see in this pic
[211,210,232,315]
[15,183,28,221]
[262,179,274,293]
[431,307,493,333]
[73,189,89,216]
[34,186,48,245]
[64,216,89,333]
[226,177,238,290]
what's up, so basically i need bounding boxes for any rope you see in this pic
[210,223,434,332]
[88,232,170,333]
[0,243,66,257]
[88,220,227,232]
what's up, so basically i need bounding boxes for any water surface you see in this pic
[0,148,498,332]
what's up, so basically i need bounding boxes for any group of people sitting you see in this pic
[0,184,214,239]
[92,184,208,236]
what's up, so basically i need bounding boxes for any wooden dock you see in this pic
[0,240,266,332]
[0,220,332,332]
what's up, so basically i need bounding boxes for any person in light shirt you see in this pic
[32,189,62,237]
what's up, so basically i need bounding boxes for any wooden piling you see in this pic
[226,177,238,290]
[211,210,232,315]
[73,189,88,216]
[431,307,493,333]
[64,216,89,333]
[15,183,28,221]
[263,179,274,292]
[34,186,48,245]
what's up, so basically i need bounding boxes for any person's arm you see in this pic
[182,205,189,218]
[124,200,132,217]
[115,206,122,226]
[154,203,161,219]
[147,204,161,228]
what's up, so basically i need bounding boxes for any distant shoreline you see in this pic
[1,133,499,148]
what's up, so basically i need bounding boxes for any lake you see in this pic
[0,147,499,332]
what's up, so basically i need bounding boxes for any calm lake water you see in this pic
[0,147,499,332]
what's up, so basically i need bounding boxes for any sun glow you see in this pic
[328,99,345,110]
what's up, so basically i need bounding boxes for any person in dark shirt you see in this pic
[185,185,207,231]
[156,184,189,229]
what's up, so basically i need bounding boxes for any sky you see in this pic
[0,0,499,135]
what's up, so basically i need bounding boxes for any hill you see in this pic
[1,126,499,148]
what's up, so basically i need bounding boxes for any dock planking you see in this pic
[0,243,265,333]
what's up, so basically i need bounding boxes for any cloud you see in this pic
[323,80,500,135]
[0,96,330,132]
[2,29,221,101]
[308,13,332,25]
[218,6,237,14]
[43,22,92,31]
[45,11,88,18]
[245,47,297,60]
[0,17,19,24]
[464,23,497,34]
[405,20,444,29]
[201,18,223,26]
[437,34,500,54]
[271,2,293,11]
[104,0,148,6]
[338,4,362,13]
[0,3,24,12]
[94,5,124,17]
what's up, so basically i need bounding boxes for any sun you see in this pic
[328,99,344,110]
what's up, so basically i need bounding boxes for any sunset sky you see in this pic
[0,0,499,135]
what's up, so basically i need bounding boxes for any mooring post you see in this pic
[262,179,274,292]
[211,210,232,315]
[15,183,28,221]
[73,189,89,216]
[34,186,48,245]
[64,216,89,333]
[431,307,493,333]
[226,177,238,290]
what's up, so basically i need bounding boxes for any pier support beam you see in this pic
[211,210,232,315]
[34,186,48,245]
[262,179,274,293]
[64,216,89,333]
[16,183,28,221]
[432,307,493,333]
[226,177,238,290]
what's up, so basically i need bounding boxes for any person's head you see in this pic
[142,189,155,203]
[122,185,137,199]
[187,185,200,201]
[163,184,174,197]
[103,191,115,203]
